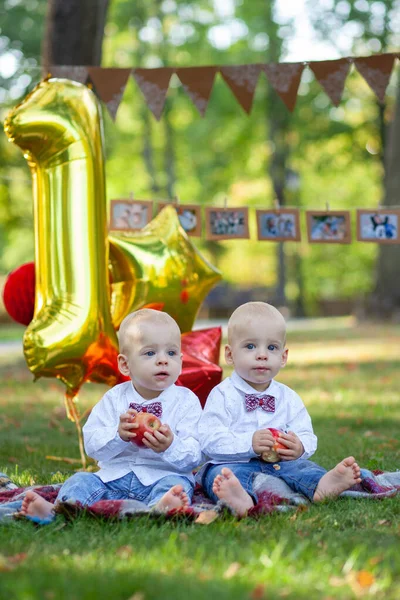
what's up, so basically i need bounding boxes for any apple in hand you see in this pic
[261,428,286,463]
[131,412,162,447]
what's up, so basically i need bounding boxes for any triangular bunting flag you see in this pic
[87,67,131,120]
[220,64,261,113]
[132,67,174,120]
[48,65,88,84]
[262,62,304,112]
[354,53,395,103]
[176,66,218,116]
[309,58,351,106]
[133,67,174,121]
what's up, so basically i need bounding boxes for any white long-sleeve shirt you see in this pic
[83,381,203,485]
[198,371,317,468]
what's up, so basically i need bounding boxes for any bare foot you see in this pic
[154,485,190,512]
[313,457,362,502]
[212,467,254,517]
[20,490,55,521]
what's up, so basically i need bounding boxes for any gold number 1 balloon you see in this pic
[4,79,221,464]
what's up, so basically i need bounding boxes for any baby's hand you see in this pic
[252,429,275,455]
[275,431,304,460]
[142,424,174,453]
[118,409,139,442]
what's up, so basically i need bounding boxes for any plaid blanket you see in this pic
[1,469,399,524]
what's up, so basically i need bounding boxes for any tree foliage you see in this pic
[0,0,399,316]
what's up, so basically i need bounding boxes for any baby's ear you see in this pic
[281,348,289,368]
[225,344,234,365]
[117,353,130,376]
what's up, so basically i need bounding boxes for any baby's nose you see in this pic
[157,353,168,364]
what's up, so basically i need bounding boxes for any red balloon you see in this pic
[2,262,35,326]
[177,327,223,407]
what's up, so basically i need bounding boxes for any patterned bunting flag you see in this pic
[309,58,351,106]
[132,67,175,120]
[176,66,218,116]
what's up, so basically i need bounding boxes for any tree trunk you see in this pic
[266,11,291,309]
[369,79,400,319]
[42,0,110,69]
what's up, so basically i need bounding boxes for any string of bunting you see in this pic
[46,52,400,121]
[109,198,400,245]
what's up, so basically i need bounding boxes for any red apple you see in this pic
[131,412,162,447]
[261,428,286,463]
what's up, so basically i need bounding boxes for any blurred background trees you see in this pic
[0,0,399,319]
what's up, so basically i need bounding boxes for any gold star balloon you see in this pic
[4,78,221,466]
[109,204,221,334]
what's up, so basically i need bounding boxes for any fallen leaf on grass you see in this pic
[369,556,383,566]
[363,430,381,438]
[127,593,144,600]
[250,584,265,599]
[355,570,375,588]
[223,562,241,579]
[0,553,28,572]
[45,455,82,464]
[195,510,218,525]
[329,576,346,587]
[116,545,133,558]
[377,519,391,526]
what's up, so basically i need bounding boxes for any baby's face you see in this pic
[118,321,182,399]
[226,318,287,391]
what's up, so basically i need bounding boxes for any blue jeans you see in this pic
[202,458,328,503]
[56,471,194,508]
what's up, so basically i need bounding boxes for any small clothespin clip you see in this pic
[223,196,228,209]
[129,191,134,201]
[326,202,330,212]
[274,198,281,213]
[174,195,180,205]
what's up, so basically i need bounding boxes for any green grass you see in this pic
[0,322,400,600]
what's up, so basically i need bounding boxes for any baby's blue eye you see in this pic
[268,344,277,351]
[145,351,155,356]
[168,350,176,356]
[245,343,255,350]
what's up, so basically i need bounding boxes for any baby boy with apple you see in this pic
[20,309,203,522]
[198,301,361,516]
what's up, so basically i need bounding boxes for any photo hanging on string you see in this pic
[356,209,400,244]
[204,207,250,241]
[306,210,352,244]
[157,202,202,237]
[256,208,301,242]
[109,199,153,231]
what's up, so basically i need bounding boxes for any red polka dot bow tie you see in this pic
[245,394,275,413]
[129,402,162,418]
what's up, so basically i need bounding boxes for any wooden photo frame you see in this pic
[110,199,153,231]
[256,208,301,242]
[157,202,202,237]
[205,207,250,241]
[306,210,352,244]
[356,209,400,244]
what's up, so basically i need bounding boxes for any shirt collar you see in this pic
[128,381,175,404]
[230,371,278,396]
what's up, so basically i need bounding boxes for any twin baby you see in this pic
[21,303,361,522]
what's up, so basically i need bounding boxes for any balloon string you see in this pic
[64,393,87,470]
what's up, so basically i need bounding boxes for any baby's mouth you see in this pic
[155,371,169,378]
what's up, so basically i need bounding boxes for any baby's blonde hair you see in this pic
[118,309,181,354]
[227,301,286,345]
